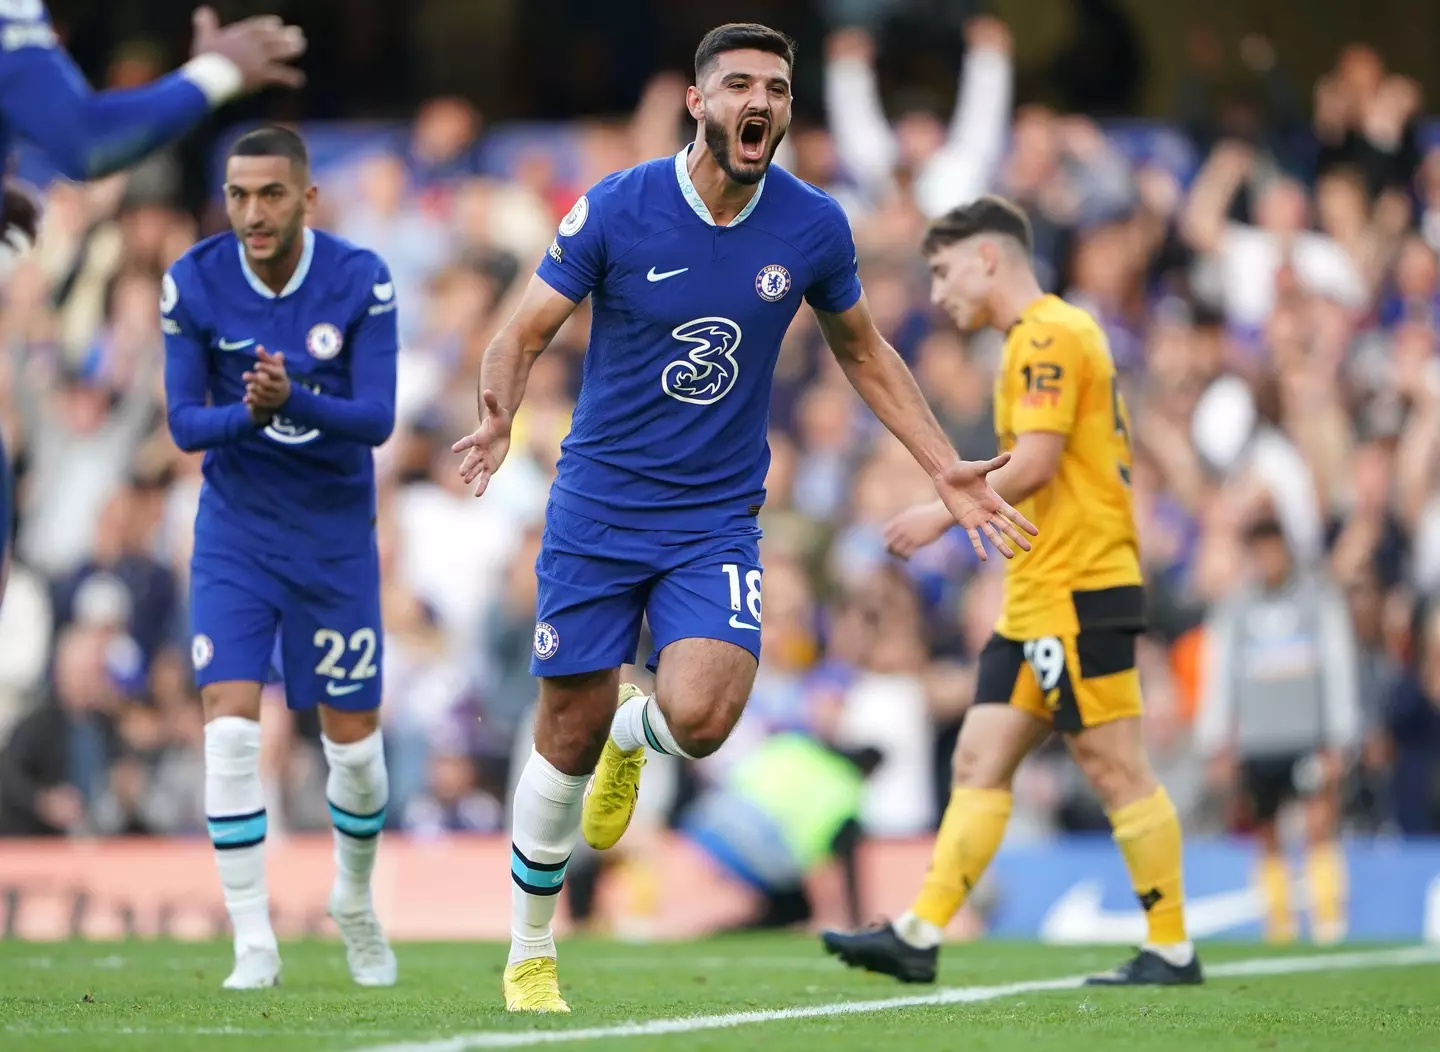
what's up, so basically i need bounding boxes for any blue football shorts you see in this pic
[189,540,383,711]
[530,500,764,677]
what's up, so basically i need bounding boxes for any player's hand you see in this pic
[451,389,513,497]
[933,453,1038,561]
[191,6,307,92]
[243,347,291,412]
[884,501,956,560]
[0,178,41,257]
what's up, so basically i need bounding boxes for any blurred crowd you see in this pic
[2,17,1440,858]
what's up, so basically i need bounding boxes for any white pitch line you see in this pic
[356,945,1440,1052]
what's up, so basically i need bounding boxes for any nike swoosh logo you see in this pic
[217,338,255,351]
[728,615,760,631]
[647,267,689,282]
[325,681,365,697]
[1040,879,1279,943]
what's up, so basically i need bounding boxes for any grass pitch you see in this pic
[2,937,1436,1052]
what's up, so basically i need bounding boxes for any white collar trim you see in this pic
[238,226,315,299]
[674,144,765,227]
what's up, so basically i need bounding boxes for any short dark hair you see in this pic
[227,125,310,178]
[922,195,1033,257]
[694,23,796,82]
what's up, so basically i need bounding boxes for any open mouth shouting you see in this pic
[738,115,769,162]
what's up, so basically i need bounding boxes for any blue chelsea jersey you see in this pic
[536,146,862,531]
[162,228,399,559]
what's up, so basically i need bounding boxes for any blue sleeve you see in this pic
[279,260,398,447]
[805,201,863,314]
[0,11,211,181]
[162,270,254,452]
[535,189,605,302]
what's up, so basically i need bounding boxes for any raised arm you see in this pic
[0,6,305,182]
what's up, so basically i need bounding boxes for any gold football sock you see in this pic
[1305,840,1347,943]
[910,787,1011,929]
[1257,851,1296,942]
[1109,786,1188,945]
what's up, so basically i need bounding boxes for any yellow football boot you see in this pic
[581,682,648,850]
[503,957,570,1013]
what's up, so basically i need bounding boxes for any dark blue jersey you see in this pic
[162,229,398,559]
[0,2,226,182]
[536,146,862,531]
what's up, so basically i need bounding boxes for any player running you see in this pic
[451,23,1036,1013]
[163,127,400,990]
[821,196,1202,986]
[0,2,306,604]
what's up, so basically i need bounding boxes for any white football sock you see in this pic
[322,730,389,912]
[610,693,694,759]
[1145,940,1196,966]
[508,748,588,966]
[895,910,944,949]
[205,717,276,955]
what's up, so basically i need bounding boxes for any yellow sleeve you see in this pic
[1007,323,1087,436]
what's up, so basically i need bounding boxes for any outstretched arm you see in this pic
[815,295,1036,558]
[0,7,304,181]
[452,275,582,495]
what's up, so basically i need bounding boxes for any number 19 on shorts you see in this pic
[722,563,762,631]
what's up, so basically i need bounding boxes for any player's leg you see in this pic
[583,534,762,850]
[822,634,1048,983]
[1243,759,1296,942]
[507,505,651,1011]
[190,551,283,989]
[1299,752,1347,943]
[281,552,395,987]
[1059,630,1201,985]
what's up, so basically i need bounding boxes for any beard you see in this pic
[703,109,785,186]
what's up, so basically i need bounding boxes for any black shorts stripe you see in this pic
[974,634,1025,705]
[1073,585,1146,631]
[1076,629,1137,679]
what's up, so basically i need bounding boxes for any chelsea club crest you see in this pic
[755,264,791,302]
[307,322,344,360]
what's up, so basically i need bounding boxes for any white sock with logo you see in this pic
[508,749,589,966]
[205,717,277,955]
[609,693,694,759]
[322,730,389,913]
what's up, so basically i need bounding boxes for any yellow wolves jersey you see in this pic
[993,295,1144,639]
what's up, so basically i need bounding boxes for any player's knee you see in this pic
[1070,733,1155,811]
[201,681,263,724]
[535,671,620,775]
[669,708,733,759]
[319,705,381,745]
[951,742,1013,791]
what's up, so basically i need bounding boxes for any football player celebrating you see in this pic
[453,23,1035,1012]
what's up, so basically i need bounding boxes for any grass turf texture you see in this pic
[2,937,1436,1051]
